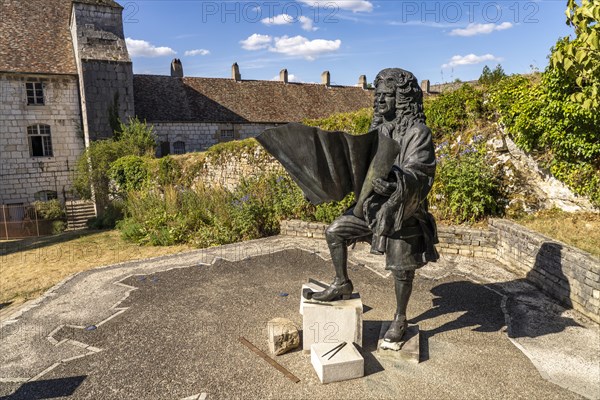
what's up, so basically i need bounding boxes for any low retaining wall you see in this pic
[489,219,599,324]
[280,219,600,324]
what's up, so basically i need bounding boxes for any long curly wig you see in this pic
[370,68,426,131]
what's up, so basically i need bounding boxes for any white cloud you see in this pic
[125,38,176,57]
[270,35,341,60]
[240,33,272,50]
[261,14,317,31]
[450,22,513,37]
[261,13,295,26]
[297,0,373,12]
[299,16,317,32]
[271,74,302,82]
[240,34,341,60]
[442,54,501,68]
[184,49,210,56]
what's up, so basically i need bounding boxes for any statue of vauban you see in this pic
[259,68,439,343]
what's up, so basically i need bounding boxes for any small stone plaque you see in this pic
[377,323,420,363]
[311,342,364,384]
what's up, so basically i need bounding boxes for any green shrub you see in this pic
[73,117,157,205]
[304,108,372,135]
[204,138,264,164]
[157,156,182,186]
[52,220,67,234]
[33,200,65,220]
[109,155,150,195]
[87,201,124,230]
[314,193,355,224]
[118,185,234,246]
[488,48,600,206]
[430,148,503,223]
[73,139,129,203]
[113,117,157,156]
[425,84,488,140]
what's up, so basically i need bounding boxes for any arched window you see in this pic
[173,141,186,155]
[28,124,53,157]
[34,190,58,201]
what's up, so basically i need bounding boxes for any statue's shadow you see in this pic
[412,243,582,356]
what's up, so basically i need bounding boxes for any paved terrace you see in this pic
[1,236,598,399]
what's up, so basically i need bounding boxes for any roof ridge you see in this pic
[135,74,370,89]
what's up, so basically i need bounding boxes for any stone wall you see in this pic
[184,145,283,191]
[153,122,279,154]
[71,2,134,142]
[0,73,85,204]
[489,219,599,324]
[280,218,600,324]
[79,60,134,140]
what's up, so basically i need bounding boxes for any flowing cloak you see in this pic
[256,123,399,210]
[257,122,438,266]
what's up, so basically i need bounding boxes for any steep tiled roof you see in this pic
[0,0,76,74]
[134,75,374,123]
[0,0,122,75]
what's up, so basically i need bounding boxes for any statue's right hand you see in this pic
[372,177,397,197]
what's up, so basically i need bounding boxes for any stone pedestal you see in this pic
[377,323,420,363]
[300,281,363,352]
[311,342,364,384]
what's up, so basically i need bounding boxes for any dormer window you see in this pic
[26,82,44,105]
[28,124,53,157]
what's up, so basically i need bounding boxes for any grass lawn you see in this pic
[0,230,192,315]
[515,209,600,257]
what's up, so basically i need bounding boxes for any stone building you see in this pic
[134,63,374,156]
[0,0,373,209]
[0,0,133,207]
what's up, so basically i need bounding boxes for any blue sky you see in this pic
[122,0,573,85]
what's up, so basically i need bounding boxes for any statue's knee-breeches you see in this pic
[392,269,415,283]
[325,214,372,248]
[325,220,346,247]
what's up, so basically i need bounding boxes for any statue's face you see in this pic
[375,82,396,119]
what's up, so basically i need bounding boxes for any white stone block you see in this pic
[377,323,420,363]
[311,342,364,384]
[300,281,363,351]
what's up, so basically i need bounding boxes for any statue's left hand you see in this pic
[372,177,397,197]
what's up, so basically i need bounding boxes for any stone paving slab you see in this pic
[0,236,598,399]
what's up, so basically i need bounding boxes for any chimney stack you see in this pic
[421,79,430,94]
[170,59,183,78]
[321,71,330,86]
[358,75,367,89]
[279,69,288,83]
[232,62,241,81]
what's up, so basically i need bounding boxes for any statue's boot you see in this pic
[384,270,414,342]
[312,240,353,302]
[383,314,408,342]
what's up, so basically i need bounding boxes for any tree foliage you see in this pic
[424,84,488,139]
[479,64,507,86]
[73,117,157,206]
[551,0,600,109]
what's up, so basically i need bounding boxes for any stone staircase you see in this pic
[66,200,96,231]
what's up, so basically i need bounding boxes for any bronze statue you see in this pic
[258,68,439,343]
